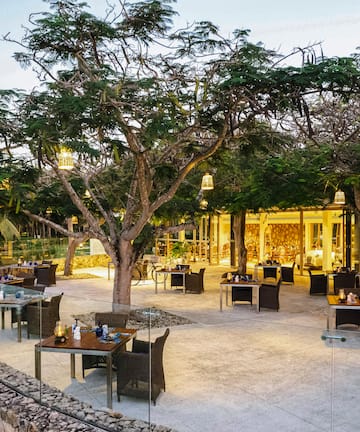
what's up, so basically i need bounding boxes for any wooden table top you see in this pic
[220,279,259,285]
[35,327,137,352]
[327,295,360,307]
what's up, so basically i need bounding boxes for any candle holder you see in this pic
[54,321,66,343]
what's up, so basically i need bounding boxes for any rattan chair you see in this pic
[280,263,295,284]
[171,265,190,288]
[34,264,58,286]
[26,293,63,338]
[308,270,327,295]
[333,272,356,294]
[222,272,253,304]
[82,312,129,377]
[185,268,205,293]
[335,288,360,327]
[263,266,278,279]
[259,279,281,311]
[115,328,170,404]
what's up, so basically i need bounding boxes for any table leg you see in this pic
[328,307,336,330]
[1,307,4,330]
[183,273,186,294]
[220,284,223,312]
[16,307,22,342]
[254,286,260,312]
[70,354,76,378]
[106,355,113,409]
[155,272,158,294]
[35,348,41,380]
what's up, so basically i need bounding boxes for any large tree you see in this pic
[2,0,280,307]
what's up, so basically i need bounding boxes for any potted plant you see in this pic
[170,241,190,264]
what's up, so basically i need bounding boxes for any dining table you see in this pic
[34,327,137,409]
[155,268,191,294]
[219,279,260,312]
[0,284,45,342]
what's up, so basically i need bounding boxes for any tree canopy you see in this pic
[2,0,360,305]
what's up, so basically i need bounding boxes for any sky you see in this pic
[1,0,360,91]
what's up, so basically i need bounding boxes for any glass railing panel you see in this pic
[0,272,155,431]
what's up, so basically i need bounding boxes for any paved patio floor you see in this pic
[1,263,360,432]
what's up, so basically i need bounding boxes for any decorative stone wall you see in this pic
[52,254,110,272]
[0,363,175,432]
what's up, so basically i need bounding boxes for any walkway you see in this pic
[1,264,360,432]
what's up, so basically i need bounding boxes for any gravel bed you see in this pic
[0,363,175,432]
[76,308,194,330]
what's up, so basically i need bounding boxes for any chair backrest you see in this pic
[151,328,170,379]
[21,275,36,288]
[263,266,278,279]
[35,266,51,286]
[280,263,295,283]
[308,270,327,295]
[333,272,356,293]
[49,293,63,322]
[94,312,128,328]
[259,279,281,310]
[49,264,58,285]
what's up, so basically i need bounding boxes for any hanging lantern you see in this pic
[333,190,345,205]
[58,147,74,170]
[201,173,214,190]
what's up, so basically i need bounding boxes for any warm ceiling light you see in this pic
[201,173,214,190]
[58,147,74,170]
[333,189,345,205]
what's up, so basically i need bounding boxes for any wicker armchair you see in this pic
[263,266,278,279]
[26,293,63,338]
[308,270,327,295]
[259,279,281,311]
[222,272,253,304]
[10,282,47,328]
[334,288,360,327]
[171,265,190,288]
[34,264,58,286]
[333,272,356,294]
[280,263,295,284]
[115,328,170,404]
[185,268,205,293]
[82,312,129,377]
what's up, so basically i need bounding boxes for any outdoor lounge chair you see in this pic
[259,279,281,311]
[115,328,170,404]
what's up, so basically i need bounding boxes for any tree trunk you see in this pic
[63,233,89,276]
[353,185,360,270]
[112,239,135,310]
[233,210,247,274]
